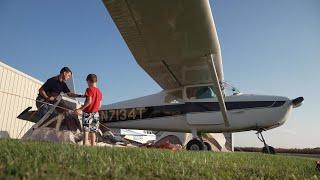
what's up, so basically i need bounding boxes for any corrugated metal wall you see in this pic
[0,61,42,139]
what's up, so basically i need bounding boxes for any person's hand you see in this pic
[47,96,55,102]
[74,109,83,115]
[77,94,85,98]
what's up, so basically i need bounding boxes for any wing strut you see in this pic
[209,54,230,127]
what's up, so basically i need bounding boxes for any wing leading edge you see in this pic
[103,0,224,90]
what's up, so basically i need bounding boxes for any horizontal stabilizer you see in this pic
[17,107,41,123]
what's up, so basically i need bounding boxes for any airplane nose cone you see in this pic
[292,97,304,108]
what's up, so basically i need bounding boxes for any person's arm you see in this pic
[39,79,56,101]
[62,82,84,98]
[67,92,85,98]
[99,92,103,109]
[75,96,92,115]
[98,100,102,109]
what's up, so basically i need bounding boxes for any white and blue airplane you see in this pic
[98,0,304,152]
[18,0,304,153]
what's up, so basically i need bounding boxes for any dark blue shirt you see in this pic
[40,76,70,97]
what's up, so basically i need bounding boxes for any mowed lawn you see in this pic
[0,140,319,179]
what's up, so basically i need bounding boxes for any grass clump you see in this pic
[0,139,319,179]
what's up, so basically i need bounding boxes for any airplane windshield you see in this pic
[222,81,240,96]
[186,82,240,100]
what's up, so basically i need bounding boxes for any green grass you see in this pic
[0,139,319,179]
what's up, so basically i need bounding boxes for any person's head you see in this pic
[60,67,72,81]
[86,74,98,87]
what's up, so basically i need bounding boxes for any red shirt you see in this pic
[83,87,102,113]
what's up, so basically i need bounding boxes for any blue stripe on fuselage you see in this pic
[99,101,286,123]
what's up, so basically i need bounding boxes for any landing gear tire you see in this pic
[262,146,275,154]
[186,139,205,151]
[203,142,212,151]
[256,130,276,154]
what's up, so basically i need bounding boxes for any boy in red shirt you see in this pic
[75,74,103,146]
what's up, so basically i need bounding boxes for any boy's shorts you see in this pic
[82,112,99,133]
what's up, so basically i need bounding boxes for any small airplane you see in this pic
[17,0,304,153]
[99,0,304,152]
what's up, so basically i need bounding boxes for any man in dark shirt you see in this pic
[37,67,83,116]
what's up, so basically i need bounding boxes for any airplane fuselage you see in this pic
[99,91,299,133]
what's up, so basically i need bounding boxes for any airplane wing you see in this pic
[103,0,223,89]
[103,0,229,126]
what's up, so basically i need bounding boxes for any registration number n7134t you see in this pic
[99,107,147,122]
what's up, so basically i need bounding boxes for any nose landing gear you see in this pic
[256,129,275,154]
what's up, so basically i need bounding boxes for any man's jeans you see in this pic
[36,97,57,119]
[38,103,50,118]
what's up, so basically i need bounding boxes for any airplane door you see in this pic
[186,101,224,125]
[184,85,224,125]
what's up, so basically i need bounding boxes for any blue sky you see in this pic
[0,0,319,148]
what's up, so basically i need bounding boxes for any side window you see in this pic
[165,90,183,103]
[186,86,216,99]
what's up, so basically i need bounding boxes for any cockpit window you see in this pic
[186,86,216,99]
[186,82,240,99]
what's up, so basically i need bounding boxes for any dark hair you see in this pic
[60,67,72,75]
[86,74,97,83]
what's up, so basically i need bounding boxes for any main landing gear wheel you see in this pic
[256,129,276,154]
[262,146,275,154]
[186,139,205,151]
[203,142,212,151]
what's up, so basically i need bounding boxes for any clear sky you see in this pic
[0,0,319,148]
